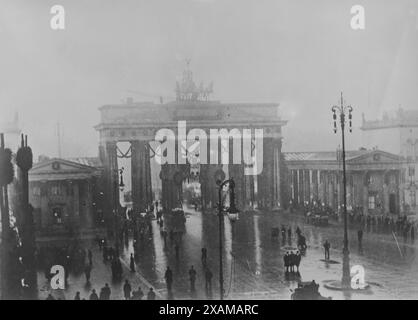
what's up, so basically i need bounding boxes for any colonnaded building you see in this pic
[361,109,418,215]
[285,149,405,215]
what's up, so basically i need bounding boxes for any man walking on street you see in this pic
[165,266,173,292]
[189,265,197,292]
[323,240,330,261]
[130,253,135,272]
[123,279,132,300]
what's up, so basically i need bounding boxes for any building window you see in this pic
[50,183,62,196]
[368,195,376,209]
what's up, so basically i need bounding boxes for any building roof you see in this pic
[284,150,368,162]
[66,157,103,168]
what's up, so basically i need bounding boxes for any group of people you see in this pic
[349,211,415,242]
[283,250,302,273]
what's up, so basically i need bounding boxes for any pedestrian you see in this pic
[357,229,363,247]
[323,240,330,260]
[123,280,132,300]
[89,289,99,300]
[74,291,81,300]
[130,253,135,272]
[283,252,289,272]
[201,247,207,265]
[84,263,91,283]
[295,251,301,272]
[205,268,213,291]
[103,283,111,300]
[189,265,197,292]
[99,287,106,300]
[147,288,156,300]
[165,266,173,292]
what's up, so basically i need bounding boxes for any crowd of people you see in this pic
[299,201,416,242]
[347,210,415,242]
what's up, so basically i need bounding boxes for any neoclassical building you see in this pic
[284,149,405,215]
[28,158,106,243]
[361,109,418,214]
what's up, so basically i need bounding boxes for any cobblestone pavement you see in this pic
[37,208,418,300]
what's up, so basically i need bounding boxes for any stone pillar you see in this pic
[131,140,147,213]
[304,169,310,203]
[85,178,93,228]
[292,170,299,205]
[228,138,245,210]
[145,143,153,208]
[272,139,282,208]
[99,141,118,229]
[298,169,304,205]
[257,137,275,208]
[312,170,319,201]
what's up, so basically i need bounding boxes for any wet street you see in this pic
[38,208,418,300]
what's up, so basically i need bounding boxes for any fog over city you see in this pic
[1,0,417,158]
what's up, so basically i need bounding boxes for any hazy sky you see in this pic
[0,0,417,158]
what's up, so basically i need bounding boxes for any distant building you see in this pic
[29,157,106,244]
[284,149,405,215]
[361,109,418,214]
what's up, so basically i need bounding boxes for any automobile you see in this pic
[291,281,332,300]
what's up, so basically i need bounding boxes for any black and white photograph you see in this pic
[0,0,418,307]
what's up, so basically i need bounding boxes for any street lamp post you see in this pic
[332,93,352,255]
[216,178,239,300]
[332,93,353,289]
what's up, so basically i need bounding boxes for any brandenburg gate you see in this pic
[95,70,287,223]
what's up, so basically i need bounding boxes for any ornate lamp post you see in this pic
[216,177,240,300]
[332,93,352,287]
